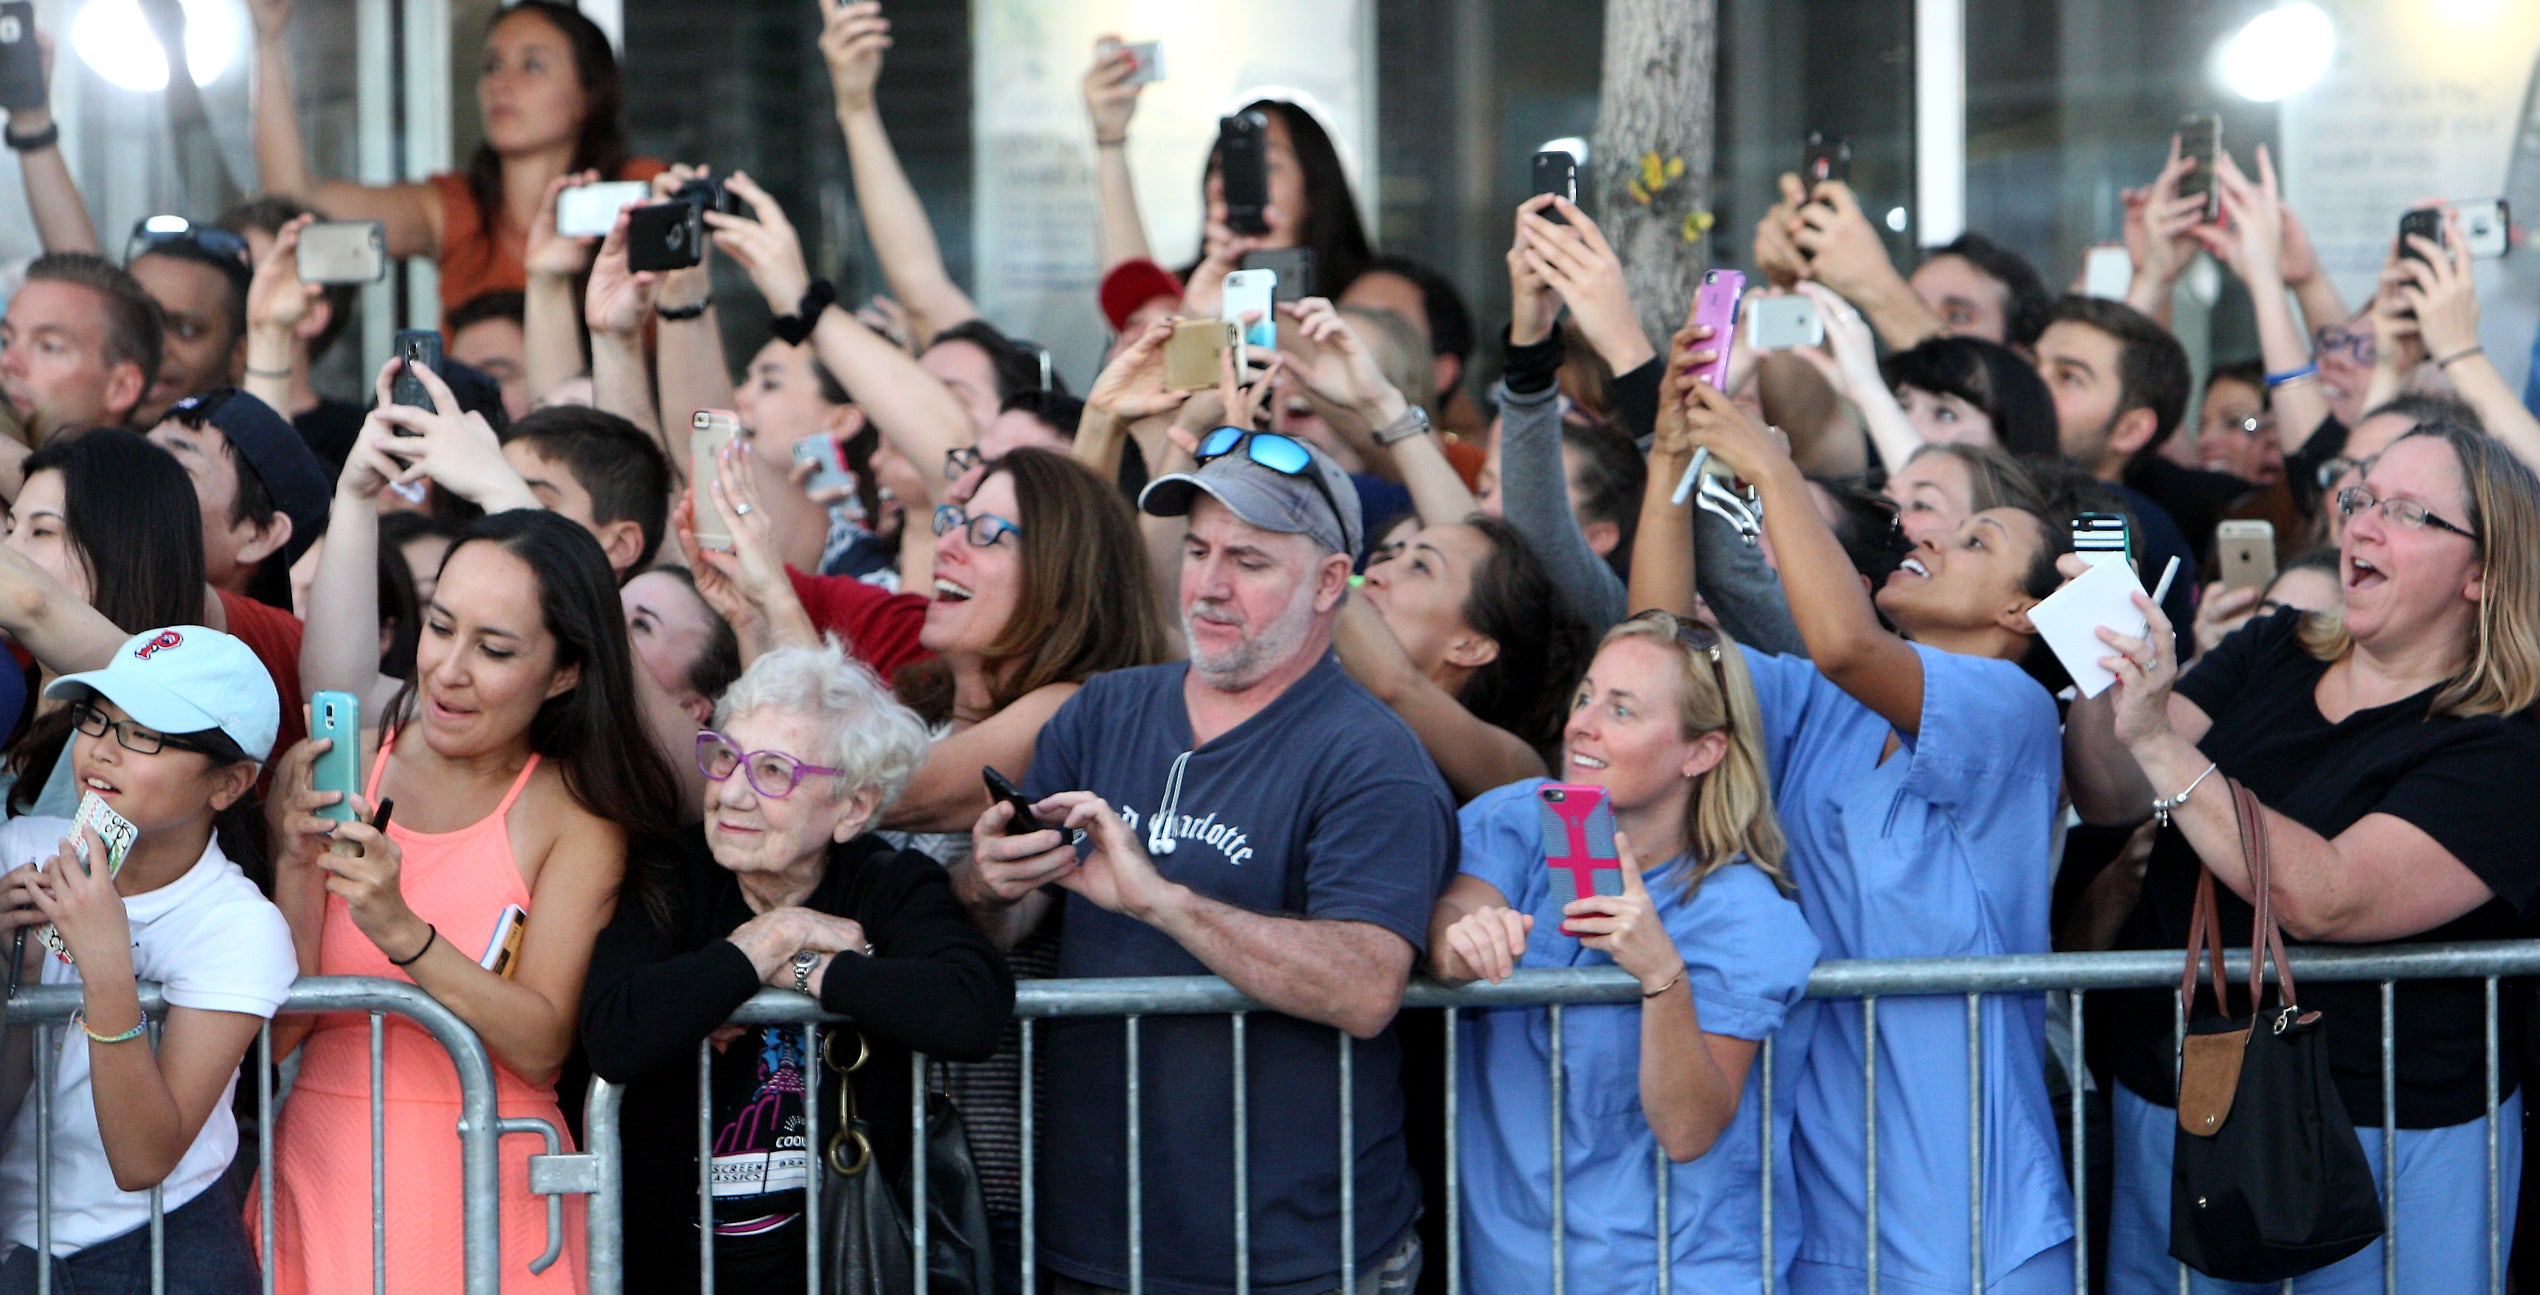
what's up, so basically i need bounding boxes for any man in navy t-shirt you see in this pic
[956,431,1456,1295]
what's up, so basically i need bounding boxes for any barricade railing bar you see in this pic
[566,939,2539,1295]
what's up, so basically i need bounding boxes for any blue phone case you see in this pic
[310,691,363,823]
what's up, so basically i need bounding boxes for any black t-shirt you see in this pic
[295,398,368,484]
[2103,610,2540,1127]
[2128,456,2253,562]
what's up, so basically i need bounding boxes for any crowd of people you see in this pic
[0,2,2538,1293]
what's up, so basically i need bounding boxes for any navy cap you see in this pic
[164,389,331,570]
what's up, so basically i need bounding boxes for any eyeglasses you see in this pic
[2315,456,2362,492]
[1622,609,1734,731]
[696,730,842,800]
[2334,486,2479,544]
[932,504,1023,548]
[1195,428,1350,548]
[124,216,252,276]
[943,446,987,481]
[2313,326,2375,367]
[70,702,219,758]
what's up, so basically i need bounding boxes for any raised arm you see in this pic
[248,0,440,258]
[7,31,99,254]
[1682,380,1927,732]
[1789,281,1922,473]
[1083,36,1157,272]
[645,168,737,449]
[582,208,667,445]
[1077,317,1188,484]
[2196,148,2332,455]
[2399,210,2540,470]
[2122,137,2203,325]
[0,541,128,675]
[1333,592,1546,801]
[1627,327,1705,619]
[521,170,599,411]
[821,2,979,346]
[1791,180,1943,350]
[1513,194,1657,376]
[1278,298,1476,525]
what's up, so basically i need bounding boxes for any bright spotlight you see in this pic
[2218,3,2335,103]
[72,0,240,93]
[1537,136,1589,164]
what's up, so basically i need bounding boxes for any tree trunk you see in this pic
[1592,0,1720,354]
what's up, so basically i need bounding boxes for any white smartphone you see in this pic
[2448,198,2512,260]
[1746,294,1823,350]
[2083,245,2134,300]
[1097,37,1164,86]
[1221,269,1277,362]
[556,181,650,238]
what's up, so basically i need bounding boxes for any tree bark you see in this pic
[1592,0,1720,353]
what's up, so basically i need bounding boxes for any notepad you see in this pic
[2028,558,2152,699]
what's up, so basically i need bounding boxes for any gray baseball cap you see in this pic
[1139,431,1363,558]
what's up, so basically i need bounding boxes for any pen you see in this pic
[1672,447,1711,507]
[370,799,396,833]
[2149,555,2181,607]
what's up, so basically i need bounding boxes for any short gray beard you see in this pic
[1185,582,1320,692]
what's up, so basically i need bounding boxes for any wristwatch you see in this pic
[770,280,837,347]
[790,949,821,993]
[1372,403,1430,446]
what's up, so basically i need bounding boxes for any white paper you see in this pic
[2028,558,2152,699]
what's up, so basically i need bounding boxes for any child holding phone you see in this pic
[1428,613,1816,1294]
[0,626,295,1293]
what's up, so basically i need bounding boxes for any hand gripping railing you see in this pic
[4,975,519,1295]
[560,939,2540,1295]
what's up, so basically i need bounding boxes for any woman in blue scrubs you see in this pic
[1433,611,1818,1294]
[1640,363,2077,1294]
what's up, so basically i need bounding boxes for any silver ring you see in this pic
[733,503,754,516]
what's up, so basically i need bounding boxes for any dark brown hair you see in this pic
[461,4,629,243]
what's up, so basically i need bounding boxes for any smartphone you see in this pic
[1537,783,1621,938]
[389,330,443,411]
[689,409,742,551]
[297,221,387,285]
[2073,511,2132,572]
[1218,111,1271,237]
[2397,206,2445,266]
[2448,198,2512,260]
[555,180,649,238]
[68,791,136,878]
[2082,245,2133,300]
[672,175,740,218]
[1747,294,1823,351]
[1242,247,1316,302]
[982,766,1046,837]
[309,690,364,824]
[1802,130,1852,194]
[1688,270,1745,390]
[1164,318,1236,391]
[0,2,43,112]
[1222,268,1277,359]
[626,200,705,272]
[791,435,854,498]
[478,905,527,977]
[2216,520,2277,593]
[1532,150,1580,224]
[2178,113,2222,222]
[1097,37,1164,86]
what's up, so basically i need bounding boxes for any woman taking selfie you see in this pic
[249,0,662,315]
[2069,424,2540,1294]
[261,364,681,1294]
[0,628,295,1295]
[1430,612,1816,1293]
[1640,330,2078,1293]
[581,642,1012,1293]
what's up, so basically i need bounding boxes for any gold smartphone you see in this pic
[689,409,743,551]
[2217,520,2276,593]
[1164,319,1237,392]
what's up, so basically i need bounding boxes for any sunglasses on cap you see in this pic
[124,216,253,275]
[1195,427,1349,547]
[1622,608,1734,733]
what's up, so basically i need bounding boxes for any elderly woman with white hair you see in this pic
[580,641,1015,1294]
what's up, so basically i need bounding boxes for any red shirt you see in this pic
[786,569,933,680]
[214,589,308,764]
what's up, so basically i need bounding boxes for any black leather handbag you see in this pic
[2167,780,2384,1281]
[820,1030,995,1295]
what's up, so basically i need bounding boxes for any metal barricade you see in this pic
[1,974,545,1295]
[570,940,2540,1295]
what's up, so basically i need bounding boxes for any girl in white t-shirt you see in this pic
[0,626,297,1295]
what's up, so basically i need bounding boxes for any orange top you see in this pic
[426,157,667,317]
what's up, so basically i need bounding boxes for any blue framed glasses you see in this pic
[933,504,1024,548]
[1195,428,1349,545]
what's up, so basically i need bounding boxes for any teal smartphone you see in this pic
[310,690,363,823]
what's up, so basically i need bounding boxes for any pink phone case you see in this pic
[1690,269,1746,390]
[1537,783,1621,937]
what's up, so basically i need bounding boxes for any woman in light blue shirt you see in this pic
[1431,611,1819,1294]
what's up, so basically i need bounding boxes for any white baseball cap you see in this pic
[45,626,282,764]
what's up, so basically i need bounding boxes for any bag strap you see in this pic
[2179,857,2230,1019]
[2231,780,2299,1011]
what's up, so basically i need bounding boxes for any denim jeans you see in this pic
[0,1179,259,1295]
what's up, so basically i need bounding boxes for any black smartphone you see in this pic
[2178,113,2222,222]
[672,175,739,217]
[1802,130,1851,194]
[1239,247,1316,301]
[982,766,1044,837]
[1218,111,1271,236]
[626,200,705,272]
[2398,207,2446,265]
[0,2,42,112]
[1531,150,1579,224]
[389,330,442,412]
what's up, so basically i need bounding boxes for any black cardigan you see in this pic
[579,829,1013,1283]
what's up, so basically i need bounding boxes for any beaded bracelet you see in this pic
[72,1010,148,1046]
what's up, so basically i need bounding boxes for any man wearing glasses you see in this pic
[123,217,256,426]
[957,430,1455,1295]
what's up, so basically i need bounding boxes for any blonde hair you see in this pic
[2296,425,2540,717]
[1599,614,1794,899]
